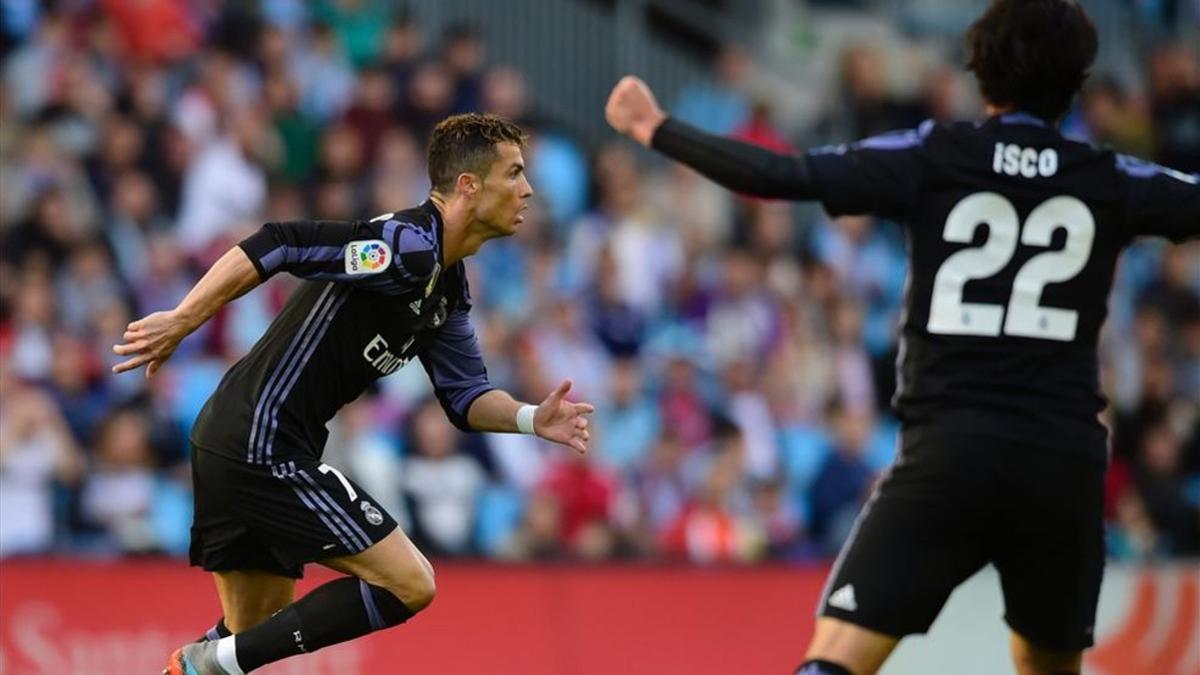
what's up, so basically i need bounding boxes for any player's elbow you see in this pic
[448,387,494,432]
[444,406,473,433]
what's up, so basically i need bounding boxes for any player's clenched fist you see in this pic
[605,75,666,147]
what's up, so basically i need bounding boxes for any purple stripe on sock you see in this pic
[359,580,386,631]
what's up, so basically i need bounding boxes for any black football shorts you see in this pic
[817,426,1106,652]
[189,446,397,578]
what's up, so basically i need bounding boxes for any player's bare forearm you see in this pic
[466,389,524,433]
[112,246,261,378]
[466,381,595,454]
[174,246,263,332]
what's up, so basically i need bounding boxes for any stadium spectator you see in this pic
[0,369,84,556]
[807,400,876,553]
[0,3,1194,574]
[401,399,487,556]
[593,357,660,472]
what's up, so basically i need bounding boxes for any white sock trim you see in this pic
[215,636,246,675]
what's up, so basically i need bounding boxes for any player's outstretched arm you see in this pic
[112,246,261,378]
[605,75,819,200]
[1122,160,1200,243]
[467,382,595,455]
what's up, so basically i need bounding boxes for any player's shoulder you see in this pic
[365,204,440,281]
[1111,152,1200,186]
[818,119,939,156]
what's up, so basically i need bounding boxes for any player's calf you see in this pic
[170,575,425,674]
[233,575,423,671]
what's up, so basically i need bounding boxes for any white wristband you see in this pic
[515,405,538,435]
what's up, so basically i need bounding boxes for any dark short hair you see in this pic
[427,113,526,194]
[965,0,1098,121]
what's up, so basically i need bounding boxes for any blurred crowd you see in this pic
[1,1,1198,565]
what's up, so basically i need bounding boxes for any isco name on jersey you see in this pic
[992,143,1058,177]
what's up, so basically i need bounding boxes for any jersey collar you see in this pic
[996,111,1050,128]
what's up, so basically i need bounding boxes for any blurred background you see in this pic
[0,1,1197,674]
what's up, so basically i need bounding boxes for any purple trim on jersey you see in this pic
[258,245,345,275]
[1116,153,1200,184]
[359,580,387,631]
[262,288,351,465]
[999,112,1048,127]
[391,223,438,281]
[300,271,367,281]
[814,119,936,155]
[259,246,286,273]
[382,219,399,248]
[248,283,339,464]
[205,626,221,642]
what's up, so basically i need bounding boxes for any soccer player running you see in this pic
[112,114,595,675]
[606,2,1197,674]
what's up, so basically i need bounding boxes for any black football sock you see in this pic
[232,577,415,672]
[197,617,232,642]
[795,659,855,675]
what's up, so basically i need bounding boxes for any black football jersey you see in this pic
[652,113,1198,462]
[804,113,1198,459]
[191,201,494,464]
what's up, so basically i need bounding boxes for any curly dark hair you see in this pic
[427,113,527,193]
[965,0,1098,122]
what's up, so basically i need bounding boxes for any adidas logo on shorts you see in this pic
[828,584,858,612]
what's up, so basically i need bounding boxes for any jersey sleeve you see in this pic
[1118,155,1200,243]
[650,117,819,199]
[237,213,440,294]
[418,308,494,431]
[649,117,929,221]
[803,121,932,221]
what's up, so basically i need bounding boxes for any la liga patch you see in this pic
[345,240,392,275]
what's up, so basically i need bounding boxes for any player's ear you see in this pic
[455,172,480,197]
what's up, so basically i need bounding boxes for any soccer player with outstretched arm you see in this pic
[605,1,1197,674]
[113,114,595,675]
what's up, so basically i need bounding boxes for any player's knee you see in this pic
[407,566,437,611]
[382,563,436,613]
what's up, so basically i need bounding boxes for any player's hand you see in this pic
[534,379,596,454]
[605,75,666,147]
[111,309,193,379]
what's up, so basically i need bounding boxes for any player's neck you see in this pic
[428,192,487,267]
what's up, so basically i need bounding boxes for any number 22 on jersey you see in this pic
[927,192,1095,342]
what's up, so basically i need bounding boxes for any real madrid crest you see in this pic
[361,501,384,526]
